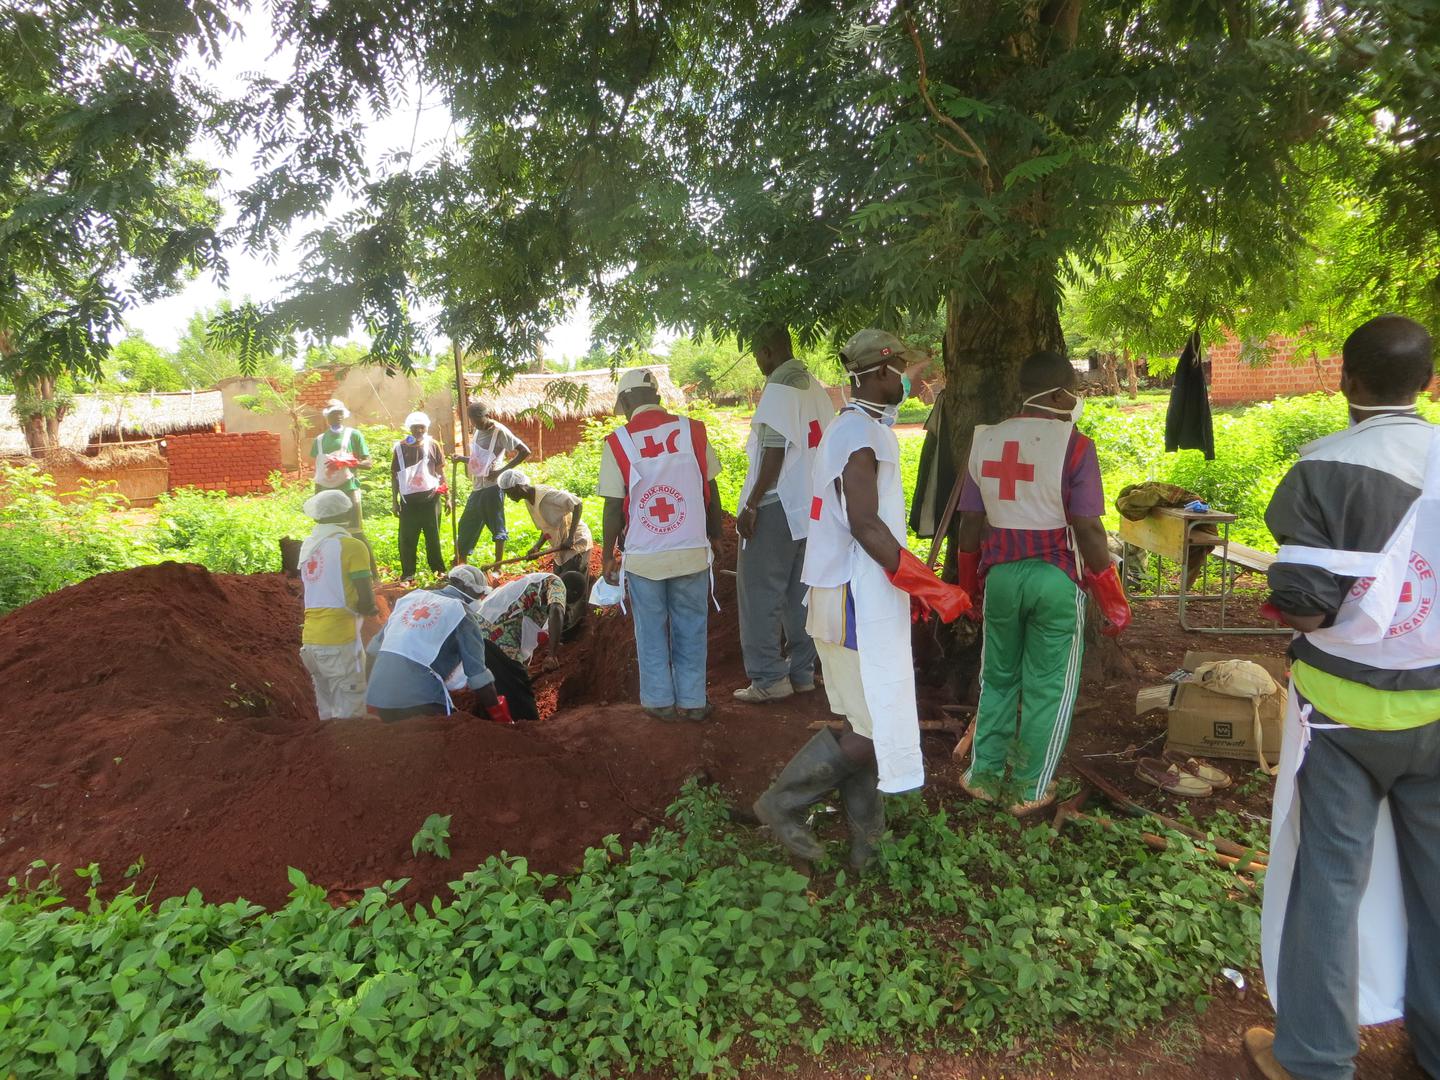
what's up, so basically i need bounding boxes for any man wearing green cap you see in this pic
[753,329,971,870]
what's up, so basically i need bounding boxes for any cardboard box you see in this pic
[1138,651,1288,763]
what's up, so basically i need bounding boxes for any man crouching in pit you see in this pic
[752,330,972,871]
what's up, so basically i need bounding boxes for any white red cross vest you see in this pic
[607,414,711,556]
[1279,422,1440,669]
[739,376,837,540]
[300,532,347,609]
[379,591,467,668]
[467,426,501,481]
[803,408,907,588]
[313,427,361,488]
[393,436,441,497]
[968,417,1071,529]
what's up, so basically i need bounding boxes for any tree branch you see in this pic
[902,13,993,193]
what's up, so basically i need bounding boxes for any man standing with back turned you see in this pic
[733,323,836,704]
[955,350,1130,816]
[599,369,722,722]
[1246,314,1440,1080]
[753,330,970,871]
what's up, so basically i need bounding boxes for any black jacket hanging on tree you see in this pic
[1165,332,1215,461]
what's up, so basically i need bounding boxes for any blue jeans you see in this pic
[627,570,710,709]
[457,485,507,559]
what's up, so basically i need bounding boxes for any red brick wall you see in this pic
[495,415,593,460]
[295,368,342,412]
[1208,335,1343,405]
[166,431,283,495]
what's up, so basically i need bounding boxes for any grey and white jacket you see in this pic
[1265,412,1440,692]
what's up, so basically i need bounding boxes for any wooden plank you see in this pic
[1221,542,1275,574]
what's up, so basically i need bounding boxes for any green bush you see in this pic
[0,783,1258,1079]
[152,482,312,574]
[0,463,157,614]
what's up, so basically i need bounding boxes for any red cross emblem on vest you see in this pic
[639,430,680,458]
[981,440,1035,501]
[649,496,677,523]
[807,420,822,448]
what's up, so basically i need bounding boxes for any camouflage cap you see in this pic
[839,329,916,373]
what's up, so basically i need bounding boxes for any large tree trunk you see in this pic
[1098,351,1121,396]
[1123,348,1138,399]
[16,375,63,455]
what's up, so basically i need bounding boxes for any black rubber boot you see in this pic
[838,759,885,872]
[752,729,854,861]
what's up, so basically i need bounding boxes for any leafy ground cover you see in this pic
[0,782,1260,1080]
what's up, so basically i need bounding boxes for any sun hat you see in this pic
[403,411,431,429]
[322,399,349,418]
[614,368,659,410]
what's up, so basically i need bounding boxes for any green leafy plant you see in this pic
[411,814,452,860]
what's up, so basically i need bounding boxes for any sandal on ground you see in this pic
[959,772,997,804]
[1243,1028,1295,1080]
[1008,781,1058,817]
[1162,750,1233,789]
[1135,757,1214,797]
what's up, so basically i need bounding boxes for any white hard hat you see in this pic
[446,565,493,599]
[303,489,354,522]
[403,411,431,429]
[323,399,349,417]
[496,468,529,491]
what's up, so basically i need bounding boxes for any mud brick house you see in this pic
[463,366,686,459]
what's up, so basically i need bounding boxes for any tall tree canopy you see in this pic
[6,0,1438,445]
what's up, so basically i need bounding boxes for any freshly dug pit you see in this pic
[0,548,829,909]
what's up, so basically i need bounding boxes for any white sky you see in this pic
[124,10,592,363]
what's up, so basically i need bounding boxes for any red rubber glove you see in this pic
[1083,564,1131,637]
[887,548,972,623]
[1259,600,1284,623]
[485,696,514,726]
[328,453,360,470]
[957,550,983,622]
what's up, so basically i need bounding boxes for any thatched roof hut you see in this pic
[0,390,223,456]
[462,366,684,420]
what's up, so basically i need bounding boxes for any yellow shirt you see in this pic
[1293,660,1440,732]
[301,535,373,645]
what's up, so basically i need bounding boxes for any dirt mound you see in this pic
[0,555,814,909]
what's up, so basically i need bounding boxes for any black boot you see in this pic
[752,729,854,861]
[838,759,885,872]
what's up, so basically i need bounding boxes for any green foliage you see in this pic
[663,335,762,400]
[1082,393,1440,550]
[152,484,311,575]
[0,783,1259,1078]
[0,464,156,614]
[103,333,184,393]
[411,815,452,860]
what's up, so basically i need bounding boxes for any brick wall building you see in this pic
[500,415,591,459]
[1206,335,1343,405]
[166,431,283,495]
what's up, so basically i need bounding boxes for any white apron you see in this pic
[804,408,922,793]
[968,417,1071,529]
[1262,423,1440,1026]
[299,526,365,672]
[313,428,359,488]
[380,591,467,713]
[394,437,441,498]
[739,377,836,541]
[478,573,551,663]
[468,427,501,482]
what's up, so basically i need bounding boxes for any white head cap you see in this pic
[614,367,659,410]
[496,468,529,491]
[303,489,355,522]
[323,399,349,418]
[446,565,493,599]
[403,411,431,430]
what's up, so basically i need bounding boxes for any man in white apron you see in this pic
[391,412,447,582]
[954,350,1130,816]
[457,401,531,566]
[598,368,722,721]
[308,399,374,567]
[753,330,971,871]
[365,571,514,726]
[298,489,379,720]
[733,323,836,704]
[1247,314,1440,1080]
[496,468,593,579]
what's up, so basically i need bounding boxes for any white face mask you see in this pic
[1023,387,1083,423]
[849,363,907,425]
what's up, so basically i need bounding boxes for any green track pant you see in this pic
[966,558,1086,802]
